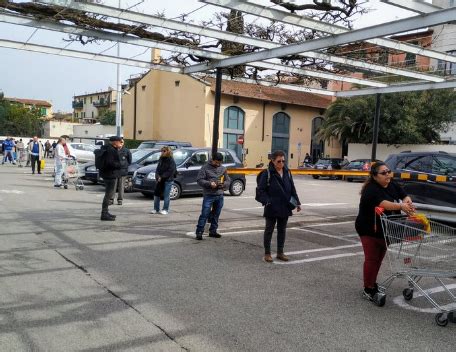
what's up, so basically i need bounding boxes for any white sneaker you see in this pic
[160,210,169,215]
[150,210,158,214]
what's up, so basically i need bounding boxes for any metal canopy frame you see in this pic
[0,0,455,98]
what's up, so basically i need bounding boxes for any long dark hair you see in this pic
[360,161,387,195]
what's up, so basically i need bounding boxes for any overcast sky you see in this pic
[0,0,417,112]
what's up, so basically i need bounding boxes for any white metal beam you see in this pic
[37,0,444,82]
[0,39,182,73]
[336,80,456,97]
[183,6,456,72]
[202,0,456,64]
[380,0,442,14]
[0,13,387,87]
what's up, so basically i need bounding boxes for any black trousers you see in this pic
[31,155,41,173]
[102,178,117,214]
[263,216,289,255]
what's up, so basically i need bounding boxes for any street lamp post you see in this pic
[115,0,122,137]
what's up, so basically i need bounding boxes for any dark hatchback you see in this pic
[132,148,246,200]
[385,151,456,223]
[83,148,162,191]
[312,158,349,179]
[343,159,381,182]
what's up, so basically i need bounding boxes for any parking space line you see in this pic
[274,252,364,265]
[305,221,354,227]
[285,243,361,256]
[291,227,358,243]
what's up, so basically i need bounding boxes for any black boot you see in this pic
[101,213,115,221]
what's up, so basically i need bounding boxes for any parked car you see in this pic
[385,151,456,224]
[83,148,162,191]
[343,159,382,182]
[137,140,192,150]
[69,143,100,163]
[312,158,349,179]
[132,148,246,200]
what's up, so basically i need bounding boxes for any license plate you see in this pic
[135,179,142,185]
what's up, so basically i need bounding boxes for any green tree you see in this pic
[319,89,456,144]
[0,99,44,136]
[99,110,117,125]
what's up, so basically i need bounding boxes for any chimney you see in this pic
[151,48,161,64]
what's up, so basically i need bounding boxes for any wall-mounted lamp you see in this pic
[138,130,142,135]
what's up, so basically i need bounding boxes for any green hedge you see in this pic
[123,139,142,149]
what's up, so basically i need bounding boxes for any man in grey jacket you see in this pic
[195,152,231,240]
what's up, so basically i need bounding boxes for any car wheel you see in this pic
[312,175,319,179]
[124,177,133,192]
[169,183,181,200]
[229,179,244,196]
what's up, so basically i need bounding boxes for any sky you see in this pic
[0,0,418,112]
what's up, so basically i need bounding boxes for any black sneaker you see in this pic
[107,213,116,219]
[363,288,376,301]
[208,232,222,238]
[195,233,203,240]
[117,200,122,205]
[101,214,115,221]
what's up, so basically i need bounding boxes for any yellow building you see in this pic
[5,97,53,119]
[122,70,341,168]
[72,89,118,124]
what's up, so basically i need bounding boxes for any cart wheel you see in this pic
[79,186,84,190]
[435,313,448,327]
[374,293,386,307]
[64,184,68,189]
[402,288,414,301]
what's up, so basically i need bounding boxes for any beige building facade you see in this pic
[5,97,53,119]
[73,89,118,123]
[122,70,341,168]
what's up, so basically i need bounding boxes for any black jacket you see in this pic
[156,156,177,182]
[257,162,301,218]
[119,147,132,177]
[99,144,122,180]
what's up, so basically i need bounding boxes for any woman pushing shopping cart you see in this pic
[355,162,456,326]
[53,137,83,190]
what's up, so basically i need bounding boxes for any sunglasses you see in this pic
[378,169,392,176]
[275,160,285,164]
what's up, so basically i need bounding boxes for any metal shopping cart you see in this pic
[62,158,84,190]
[378,209,456,326]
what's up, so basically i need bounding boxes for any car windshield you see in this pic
[316,159,331,165]
[138,142,155,149]
[348,161,367,168]
[173,150,191,165]
[132,149,156,163]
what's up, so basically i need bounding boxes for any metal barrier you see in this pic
[227,168,456,183]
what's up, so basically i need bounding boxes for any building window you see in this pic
[271,112,290,159]
[83,97,86,104]
[223,106,245,160]
[438,50,456,76]
[404,41,418,67]
[90,96,93,103]
[39,108,47,116]
[91,111,94,118]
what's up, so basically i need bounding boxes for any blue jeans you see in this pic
[196,194,224,234]
[154,180,173,211]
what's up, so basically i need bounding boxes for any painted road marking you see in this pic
[274,252,364,265]
[393,283,456,313]
[185,229,263,237]
[291,227,358,243]
[300,203,348,207]
[305,220,354,227]
[285,243,361,256]
[0,189,24,194]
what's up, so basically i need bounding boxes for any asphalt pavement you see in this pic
[0,160,455,351]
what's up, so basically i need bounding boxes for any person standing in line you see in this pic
[194,152,230,240]
[110,139,132,206]
[27,136,44,174]
[98,136,123,221]
[355,162,415,304]
[44,140,51,158]
[53,137,74,187]
[256,150,301,263]
[15,139,25,166]
[51,140,58,158]
[25,139,33,167]
[150,146,176,215]
[2,137,16,165]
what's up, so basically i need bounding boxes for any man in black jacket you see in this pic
[110,139,132,206]
[99,136,123,221]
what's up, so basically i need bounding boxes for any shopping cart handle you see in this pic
[375,207,385,215]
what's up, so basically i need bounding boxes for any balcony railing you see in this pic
[72,100,83,109]
[93,98,110,107]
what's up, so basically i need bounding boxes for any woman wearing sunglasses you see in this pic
[151,146,177,215]
[256,150,301,263]
[355,161,415,304]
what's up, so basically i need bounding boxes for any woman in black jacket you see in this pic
[151,147,177,215]
[257,150,301,262]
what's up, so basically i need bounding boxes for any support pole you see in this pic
[371,93,381,162]
[212,67,222,158]
[115,0,122,137]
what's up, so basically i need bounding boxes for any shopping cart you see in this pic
[62,158,84,190]
[378,209,456,326]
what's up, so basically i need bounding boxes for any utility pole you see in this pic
[115,0,122,137]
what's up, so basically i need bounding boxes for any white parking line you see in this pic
[299,203,349,207]
[286,243,361,256]
[291,227,358,243]
[274,252,364,265]
[306,221,354,227]
[185,229,263,237]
